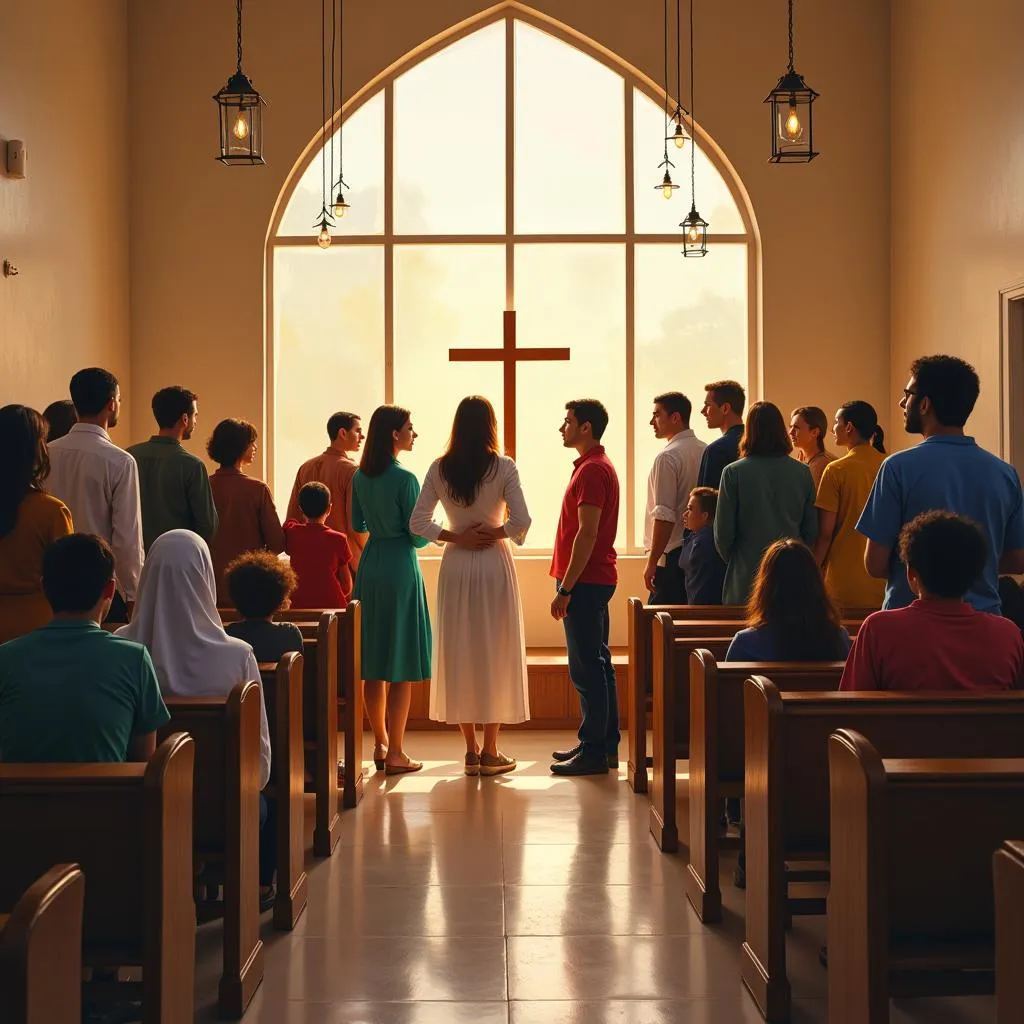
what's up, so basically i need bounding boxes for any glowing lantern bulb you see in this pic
[317,225,331,249]
[783,104,803,142]
[232,110,249,140]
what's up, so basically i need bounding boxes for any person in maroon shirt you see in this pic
[207,418,286,606]
[840,510,1024,692]
[549,399,621,776]
[283,482,353,609]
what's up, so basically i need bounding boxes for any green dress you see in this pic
[352,461,432,682]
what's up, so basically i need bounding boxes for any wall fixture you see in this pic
[764,0,818,163]
[3,259,19,278]
[654,0,678,199]
[5,140,26,179]
[680,0,707,257]
[214,0,267,165]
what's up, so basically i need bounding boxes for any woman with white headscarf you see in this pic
[117,529,275,907]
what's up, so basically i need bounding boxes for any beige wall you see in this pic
[891,0,1024,455]
[127,0,891,446]
[125,0,891,642]
[0,0,131,421]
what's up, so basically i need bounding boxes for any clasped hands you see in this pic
[453,523,500,550]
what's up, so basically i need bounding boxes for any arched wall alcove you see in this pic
[264,1,762,643]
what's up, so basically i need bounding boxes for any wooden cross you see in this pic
[448,311,570,461]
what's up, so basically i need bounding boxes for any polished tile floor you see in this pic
[194,731,994,1023]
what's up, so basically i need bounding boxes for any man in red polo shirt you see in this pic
[549,399,621,776]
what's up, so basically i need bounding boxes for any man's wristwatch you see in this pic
[556,584,572,597]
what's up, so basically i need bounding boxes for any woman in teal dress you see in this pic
[352,405,431,775]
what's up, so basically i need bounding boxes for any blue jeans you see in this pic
[561,581,619,756]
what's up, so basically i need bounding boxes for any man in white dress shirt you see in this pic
[47,367,144,623]
[643,392,706,604]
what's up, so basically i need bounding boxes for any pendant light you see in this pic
[764,0,819,163]
[680,0,707,257]
[332,0,351,218]
[314,0,334,248]
[213,0,267,165]
[665,0,689,151]
[654,0,678,200]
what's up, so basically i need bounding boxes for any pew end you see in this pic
[258,653,308,931]
[160,683,264,1019]
[994,840,1024,1024]
[0,864,84,1024]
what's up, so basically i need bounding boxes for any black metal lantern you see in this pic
[764,0,818,163]
[681,204,708,257]
[214,0,267,165]
[681,0,708,257]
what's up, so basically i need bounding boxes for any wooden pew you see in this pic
[159,683,263,1019]
[828,730,1024,1024]
[257,653,307,930]
[221,605,364,832]
[742,681,1024,1022]
[994,840,1024,1024]
[648,613,860,854]
[683,650,845,921]
[0,735,195,1024]
[627,600,876,794]
[626,599,745,793]
[289,606,364,819]
[0,864,84,1024]
[648,625,733,852]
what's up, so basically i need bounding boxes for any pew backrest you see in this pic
[745,680,1024,853]
[0,735,195,1004]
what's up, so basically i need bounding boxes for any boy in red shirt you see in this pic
[283,482,353,609]
[840,510,1024,692]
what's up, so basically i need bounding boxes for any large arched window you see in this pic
[268,7,758,553]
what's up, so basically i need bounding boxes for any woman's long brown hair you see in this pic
[746,539,845,660]
[359,405,411,478]
[0,405,50,538]
[438,396,500,507]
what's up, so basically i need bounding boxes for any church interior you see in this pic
[2,0,1024,1021]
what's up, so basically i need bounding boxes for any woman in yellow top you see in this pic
[0,405,74,643]
[812,401,886,611]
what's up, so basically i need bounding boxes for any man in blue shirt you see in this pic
[0,534,169,763]
[696,380,746,489]
[857,355,1024,612]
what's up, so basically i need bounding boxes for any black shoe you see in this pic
[550,751,609,776]
[552,744,582,762]
[554,745,618,769]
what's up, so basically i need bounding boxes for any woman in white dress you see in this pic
[410,396,531,776]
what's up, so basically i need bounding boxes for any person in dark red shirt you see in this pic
[840,510,1024,692]
[283,482,353,610]
[549,399,621,776]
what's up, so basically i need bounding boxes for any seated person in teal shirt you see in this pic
[726,539,851,662]
[0,533,169,763]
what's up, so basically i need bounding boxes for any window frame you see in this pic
[267,3,760,557]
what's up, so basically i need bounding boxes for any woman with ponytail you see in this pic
[812,401,887,610]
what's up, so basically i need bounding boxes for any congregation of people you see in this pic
[1,352,1024,926]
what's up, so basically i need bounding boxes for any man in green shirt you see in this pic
[127,385,218,552]
[0,534,170,763]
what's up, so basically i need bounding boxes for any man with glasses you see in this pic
[857,355,1024,612]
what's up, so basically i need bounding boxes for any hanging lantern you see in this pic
[653,0,678,200]
[666,106,689,150]
[214,0,267,165]
[681,0,708,257]
[681,204,708,257]
[764,0,819,163]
